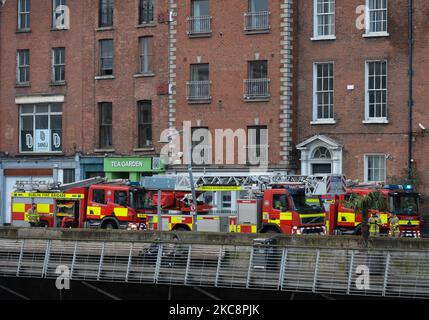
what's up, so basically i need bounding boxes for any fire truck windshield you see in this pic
[389,193,419,216]
[130,190,147,209]
[291,193,323,214]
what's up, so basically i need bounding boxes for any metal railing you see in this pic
[244,79,270,100]
[186,15,212,35]
[187,81,211,101]
[247,145,269,166]
[1,238,429,299]
[244,11,270,32]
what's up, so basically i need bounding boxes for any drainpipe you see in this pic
[407,0,414,181]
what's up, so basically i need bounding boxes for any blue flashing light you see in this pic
[128,182,141,187]
[384,184,402,190]
[403,184,414,191]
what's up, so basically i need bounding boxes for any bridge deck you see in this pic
[0,228,429,299]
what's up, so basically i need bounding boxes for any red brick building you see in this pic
[295,0,429,204]
[0,0,170,224]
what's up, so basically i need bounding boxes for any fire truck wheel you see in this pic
[101,221,118,230]
[173,225,190,232]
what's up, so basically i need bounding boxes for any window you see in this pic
[139,0,154,24]
[17,50,30,85]
[114,191,128,207]
[137,101,152,148]
[138,37,153,74]
[273,194,288,211]
[366,0,387,34]
[221,192,232,209]
[204,192,214,205]
[52,0,66,29]
[19,103,62,153]
[99,39,113,76]
[365,155,386,182]
[245,0,269,32]
[188,64,210,101]
[365,61,387,121]
[245,60,269,99]
[188,0,211,35]
[99,0,113,27]
[99,102,112,149]
[52,48,65,83]
[191,127,210,165]
[18,0,30,31]
[247,126,268,165]
[313,147,332,159]
[313,62,334,121]
[313,0,335,38]
[63,169,75,184]
[92,189,106,204]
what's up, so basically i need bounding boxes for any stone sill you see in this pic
[136,23,157,28]
[19,152,63,156]
[16,29,31,34]
[134,73,155,78]
[95,75,115,80]
[311,120,337,125]
[363,32,390,38]
[243,97,270,103]
[244,28,271,35]
[187,33,212,39]
[16,83,31,88]
[94,149,115,153]
[187,98,212,105]
[96,26,114,32]
[362,119,389,124]
[50,81,67,87]
[310,35,337,41]
[133,147,155,152]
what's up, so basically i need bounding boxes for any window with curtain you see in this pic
[137,101,152,148]
[99,39,114,76]
[138,37,153,74]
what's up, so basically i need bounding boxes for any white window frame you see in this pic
[138,36,153,75]
[364,60,388,123]
[18,0,31,31]
[312,62,335,124]
[16,49,30,85]
[52,0,66,29]
[364,0,389,37]
[312,0,336,41]
[52,47,65,83]
[364,154,387,183]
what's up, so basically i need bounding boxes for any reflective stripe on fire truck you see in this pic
[113,208,128,217]
[338,212,357,225]
[197,186,243,191]
[237,225,257,233]
[12,192,84,199]
[12,203,26,213]
[87,206,102,217]
[398,220,420,226]
[37,204,51,214]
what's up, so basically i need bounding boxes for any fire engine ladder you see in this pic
[14,176,108,192]
[143,174,341,196]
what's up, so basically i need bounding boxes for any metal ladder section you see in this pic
[0,238,428,299]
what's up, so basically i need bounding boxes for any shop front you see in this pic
[104,156,165,182]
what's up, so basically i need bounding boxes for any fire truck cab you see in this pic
[328,184,423,237]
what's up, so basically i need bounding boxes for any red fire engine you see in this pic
[325,184,424,238]
[10,177,211,230]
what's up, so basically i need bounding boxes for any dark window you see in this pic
[99,0,113,27]
[99,102,112,149]
[63,169,75,184]
[17,50,30,84]
[247,126,268,165]
[190,63,209,81]
[273,194,288,211]
[248,60,267,79]
[114,190,128,207]
[52,47,65,82]
[138,37,153,74]
[312,163,332,175]
[92,189,106,204]
[138,101,152,148]
[99,39,113,76]
[19,103,63,153]
[192,0,209,16]
[139,0,154,24]
[18,0,30,30]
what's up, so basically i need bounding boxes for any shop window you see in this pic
[19,103,62,153]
